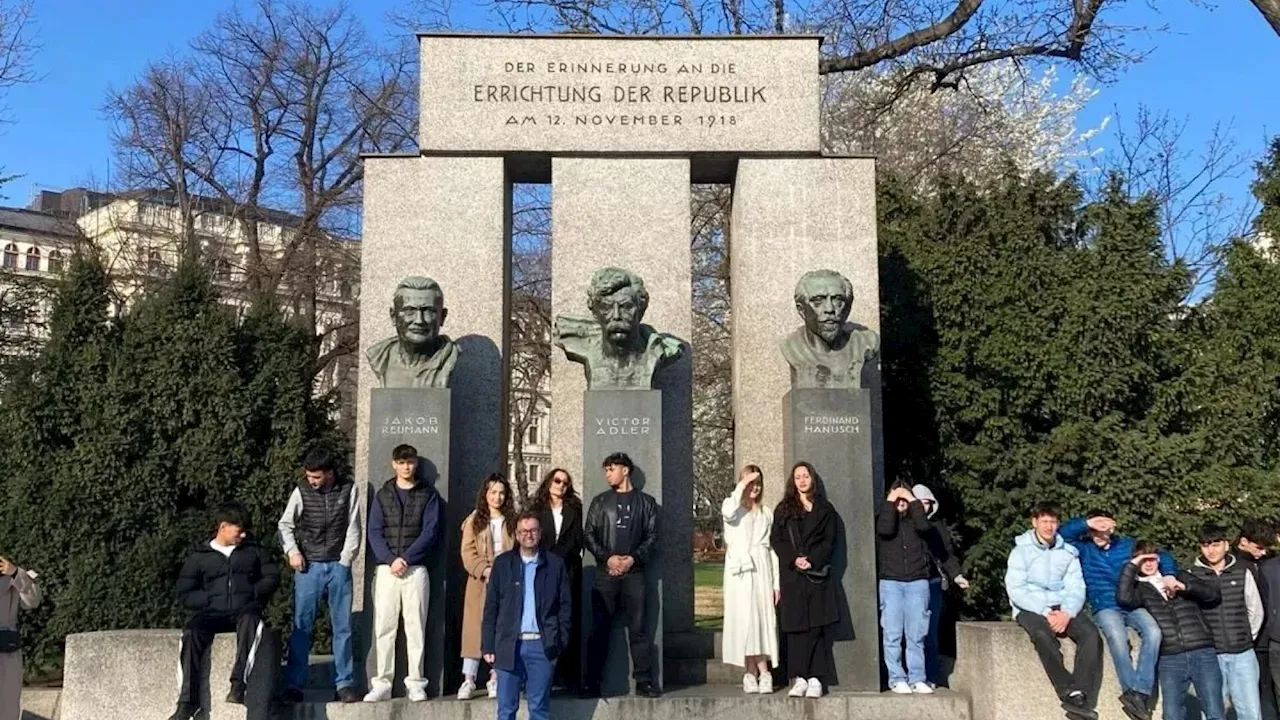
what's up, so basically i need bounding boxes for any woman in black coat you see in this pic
[531,467,584,691]
[770,461,839,699]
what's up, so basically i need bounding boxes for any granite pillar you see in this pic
[783,388,879,690]
[358,155,511,695]
[550,157,694,641]
[730,157,881,690]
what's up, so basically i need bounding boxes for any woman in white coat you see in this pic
[1,555,41,720]
[720,464,780,694]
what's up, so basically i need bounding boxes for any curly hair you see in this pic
[531,467,580,512]
[587,267,649,316]
[470,473,517,538]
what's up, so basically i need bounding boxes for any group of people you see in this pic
[157,445,662,720]
[1007,502,1280,720]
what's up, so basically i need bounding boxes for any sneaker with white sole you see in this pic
[788,678,808,697]
[912,682,934,694]
[487,677,498,699]
[407,686,428,702]
[363,684,392,703]
[805,678,823,698]
[742,673,759,694]
[758,671,773,694]
[456,679,477,700]
[890,681,913,695]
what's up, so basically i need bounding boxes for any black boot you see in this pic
[167,702,199,720]
[1120,690,1152,720]
[226,680,247,705]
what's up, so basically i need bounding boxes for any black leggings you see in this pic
[786,626,832,685]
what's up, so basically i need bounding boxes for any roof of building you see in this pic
[0,206,83,239]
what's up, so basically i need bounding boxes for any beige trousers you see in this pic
[370,565,429,691]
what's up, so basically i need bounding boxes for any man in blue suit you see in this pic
[1060,510,1178,720]
[482,511,573,720]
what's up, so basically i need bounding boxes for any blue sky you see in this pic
[2,0,1277,217]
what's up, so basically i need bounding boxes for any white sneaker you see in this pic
[805,678,823,698]
[407,686,428,702]
[456,679,476,700]
[486,677,498,699]
[742,673,759,694]
[788,678,808,697]
[890,681,913,695]
[912,682,934,694]
[758,671,773,694]
[363,684,392,703]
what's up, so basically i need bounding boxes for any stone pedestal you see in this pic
[783,388,881,690]
[582,389,663,695]
[362,388,451,697]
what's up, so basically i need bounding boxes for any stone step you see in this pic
[663,657,745,686]
[283,686,971,719]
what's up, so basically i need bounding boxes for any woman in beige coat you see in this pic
[456,474,515,700]
[1,555,41,720]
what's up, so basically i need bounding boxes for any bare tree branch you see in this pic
[1250,0,1280,36]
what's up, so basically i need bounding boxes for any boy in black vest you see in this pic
[277,447,362,703]
[364,443,441,702]
[1190,524,1265,720]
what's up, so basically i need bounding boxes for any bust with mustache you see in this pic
[554,267,682,390]
[365,276,459,388]
[779,269,879,390]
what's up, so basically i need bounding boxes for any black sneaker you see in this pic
[226,681,247,705]
[636,681,662,698]
[1061,691,1097,720]
[1120,690,1151,720]
[282,687,304,704]
[167,702,200,720]
[336,686,360,704]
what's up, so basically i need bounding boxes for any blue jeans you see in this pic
[1160,648,1225,720]
[1219,650,1262,720]
[879,579,930,686]
[496,639,555,720]
[1094,607,1162,695]
[925,578,945,685]
[285,561,354,691]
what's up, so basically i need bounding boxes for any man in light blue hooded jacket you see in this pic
[1006,502,1103,720]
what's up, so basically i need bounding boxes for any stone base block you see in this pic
[954,622,1182,720]
[286,686,970,719]
[19,687,60,720]
[61,629,281,720]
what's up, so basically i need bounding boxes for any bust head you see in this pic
[587,267,649,350]
[794,270,853,347]
[390,276,448,353]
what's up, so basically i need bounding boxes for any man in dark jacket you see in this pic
[1118,540,1224,720]
[482,512,572,720]
[1061,510,1176,719]
[1236,518,1277,720]
[365,443,441,702]
[1188,524,1264,720]
[277,447,361,703]
[582,452,660,698]
[875,482,935,694]
[168,502,280,720]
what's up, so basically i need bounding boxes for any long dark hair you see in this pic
[776,461,824,523]
[532,467,580,511]
[471,473,518,538]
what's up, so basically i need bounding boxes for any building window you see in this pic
[24,247,40,271]
[214,258,232,283]
[48,250,64,274]
[527,421,539,446]
[2,244,16,269]
[528,464,541,483]
[147,248,165,277]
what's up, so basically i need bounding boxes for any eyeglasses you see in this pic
[552,477,568,486]
[517,528,541,536]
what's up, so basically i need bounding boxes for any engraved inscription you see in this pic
[379,415,442,435]
[803,415,861,435]
[594,417,653,436]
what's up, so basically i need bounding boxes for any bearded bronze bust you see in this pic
[365,276,459,388]
[779,269,879,390]
[554,267,682,390]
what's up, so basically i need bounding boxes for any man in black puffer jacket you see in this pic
[1188,524,1265,720]
[1118,540,1223,720]
[168,502,280,720]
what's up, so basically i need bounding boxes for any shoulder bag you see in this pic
[787,523,830,583]
[0,628,21,653]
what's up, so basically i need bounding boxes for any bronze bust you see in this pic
[554,267,682,390]
[365,276,459,388]
[780,269,879,390]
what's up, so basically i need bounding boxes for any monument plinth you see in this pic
[782,388,881,690]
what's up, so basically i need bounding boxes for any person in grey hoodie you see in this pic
[0,555,40,720]
[911,484,970,688]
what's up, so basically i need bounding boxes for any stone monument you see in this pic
[556,266,683,694]
[780,269,881,690]
[365,276,459,389]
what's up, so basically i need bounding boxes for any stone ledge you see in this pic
[60,628,281,720]
[20,687,60,720]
